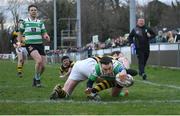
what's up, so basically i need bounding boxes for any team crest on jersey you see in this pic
[136,30,139,34]
[145,29,148,33]
[31,28,36,32]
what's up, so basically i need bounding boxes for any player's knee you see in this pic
[19,59,24,63]
[42,65,45,70]
[36,59,43,66]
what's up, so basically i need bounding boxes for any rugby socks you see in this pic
[33,73,41,87]
[54,84,67,98]
[17,65,23,74]
[35,73,41,80]
[92,80,115,93]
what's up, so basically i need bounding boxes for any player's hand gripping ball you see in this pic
[116,71,134,87]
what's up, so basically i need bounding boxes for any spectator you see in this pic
[87,46,93,57]
[166,31,175,43]
[105,38,112,48]
[155,30,167,43]
[175,29,180,42]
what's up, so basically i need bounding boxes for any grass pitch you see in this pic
[0,60,180,115]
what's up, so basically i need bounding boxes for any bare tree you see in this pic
[6,0,23,30]
[0,12,5,30]
[81,0,129,44]
[0,12,8,53]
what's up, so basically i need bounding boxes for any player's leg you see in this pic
[50,84,66,99]
[50,79,80,100]
[91,80,115,93]
[50,60,89,100]
[30,50,43,87]
[23,47,28,62]
[126,68,138,76]
[17,47,28,78]
[16,49,23,78]
[111,85,124,97]
[27,44,46,87]
[90,80,127,97]
[63,59,88,96]
[85,80,115,100]
[63,79,80,96]
[40,55,46,75]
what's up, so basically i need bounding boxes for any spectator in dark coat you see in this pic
[128,18,156,80]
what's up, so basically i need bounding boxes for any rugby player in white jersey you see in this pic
[50,56,133,100]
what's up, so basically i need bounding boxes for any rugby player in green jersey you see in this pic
[17,4,50,87]
[50,57,133,100]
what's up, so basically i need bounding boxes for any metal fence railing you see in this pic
[46,43,180,68]
[131,43,180,68]
[2,43,180,68]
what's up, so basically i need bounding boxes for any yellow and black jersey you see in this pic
[20,36,26,47]
[11,31,18,45]
[59,61,75,75]
[11,31,25,47]
[111,56,118,60]
[91,55,117,63]
[91,56,102,63]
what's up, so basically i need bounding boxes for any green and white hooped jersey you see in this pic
[88,60,125,81]
[19,18,47,44]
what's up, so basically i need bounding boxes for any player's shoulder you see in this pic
[12,31,18,36]
[95,63,101,76]
[59,65,66,72]
[70,61,75,66]
[112,59,123,66]
[37,19,43,22]
[23,18,29,22]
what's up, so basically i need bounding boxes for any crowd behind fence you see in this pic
[45,43,180,68]
[1,43,180,68]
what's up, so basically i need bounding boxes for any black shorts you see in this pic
[25,44,45,56]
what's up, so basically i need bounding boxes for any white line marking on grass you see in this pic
[136,80,180,90]
[0,85,26,88]
[0,99,180,104]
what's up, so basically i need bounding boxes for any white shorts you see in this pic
[15,47,28,57]
[68,58,97,81]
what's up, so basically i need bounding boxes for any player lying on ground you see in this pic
[50,56,134,100]
[58,50,136,80]
[84,56,134,100]
[90,51,137,98]
[50,57,99,99]
[85,74,134,100]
